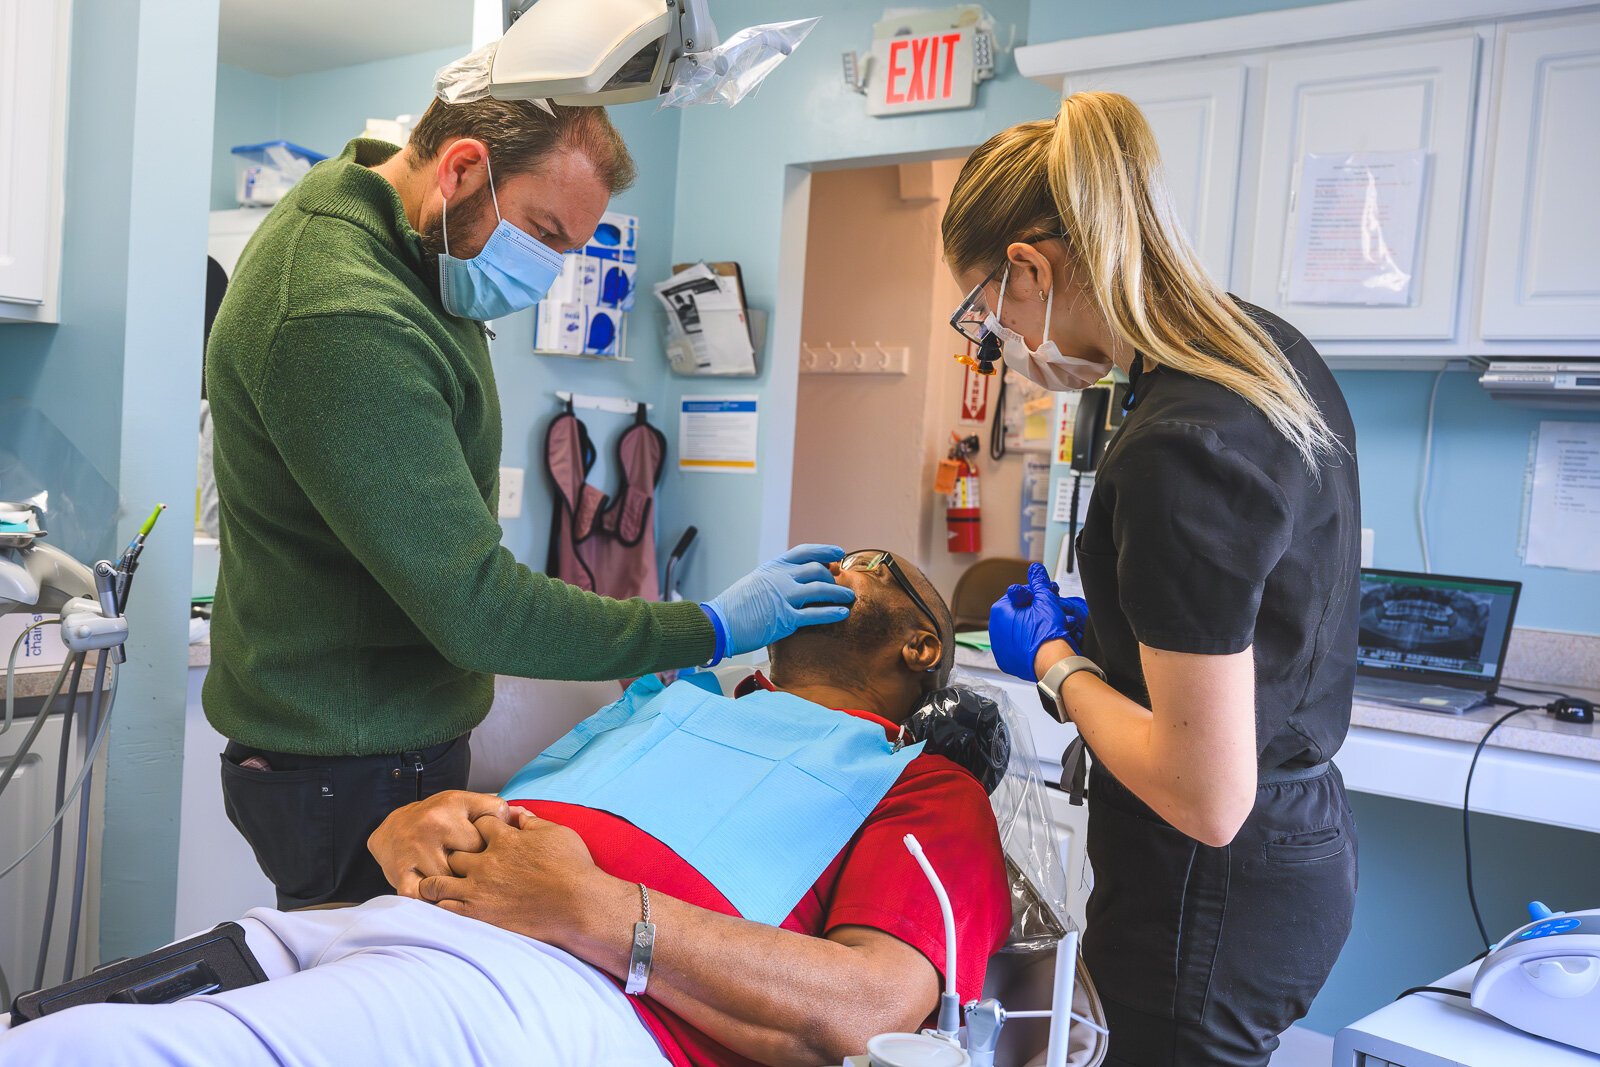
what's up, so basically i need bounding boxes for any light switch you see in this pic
[1360,528,1374,567]
[500,466,525,519]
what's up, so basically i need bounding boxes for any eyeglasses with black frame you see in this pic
[946,232,1068,347]
[839,550,943,638]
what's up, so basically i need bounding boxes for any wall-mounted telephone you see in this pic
[1070,384,1129,473]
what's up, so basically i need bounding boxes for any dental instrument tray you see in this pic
[9,921,267,1024]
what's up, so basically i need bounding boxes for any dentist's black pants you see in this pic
[219,733,472,910]
[1082,761,1358,1066]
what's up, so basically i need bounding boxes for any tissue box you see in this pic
[595,261,637,310]
[583,307,626,356]
[584,212,637,262]
[0,612,70,669]
[534,302,585,353]
[547,255,601,305]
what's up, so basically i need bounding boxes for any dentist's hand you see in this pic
[988,563,1087,681]
[702,544,856,660]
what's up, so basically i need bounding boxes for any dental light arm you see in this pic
[436,0,817,109]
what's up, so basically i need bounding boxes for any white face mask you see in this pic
[983,264,1112,392]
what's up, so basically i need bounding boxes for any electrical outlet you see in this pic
[500,467,525,519]
[1360,527,1374,567]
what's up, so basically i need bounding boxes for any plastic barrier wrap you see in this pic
[902,680,1073,952]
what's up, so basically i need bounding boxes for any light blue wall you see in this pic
[1338,370,1599,634]
[488,99,685,568]
[1028,0,1346,40]
[277,46,468,158]
[4,0,218,961]
[662,0,1059,602]
[210,47,466,212]
[210,64,280,211]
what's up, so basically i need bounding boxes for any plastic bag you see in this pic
[913,676,1075,952]
[433,42,555,114]
[657,18,820,109]
[900,684,1012,794]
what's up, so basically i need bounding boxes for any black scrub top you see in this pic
[1076,300,1360,772]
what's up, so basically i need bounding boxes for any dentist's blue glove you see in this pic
[988,563,1086,681]
[701,544,856,662]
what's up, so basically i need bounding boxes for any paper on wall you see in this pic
[679,396,759,474]
[1285,150,1428,307]
[655,264,756,376]
[1524,420,1600,572]
[1050,471,1094,525]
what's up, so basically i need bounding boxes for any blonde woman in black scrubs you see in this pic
[944,92,1361,1066]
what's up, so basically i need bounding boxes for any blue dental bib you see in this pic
[500,675,922,925]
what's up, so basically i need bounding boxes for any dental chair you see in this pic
[4,672,1108,1064]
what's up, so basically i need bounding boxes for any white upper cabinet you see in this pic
[1478,13,1600,341]
[1245,33,1480,342]
[0,0,71,323]
[1065,63,1247,286]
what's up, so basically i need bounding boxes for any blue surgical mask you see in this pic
[437,155,564,321]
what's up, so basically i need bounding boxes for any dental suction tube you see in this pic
[904,833,961,1038]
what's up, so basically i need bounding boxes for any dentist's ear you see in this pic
[1004,240,1055,297]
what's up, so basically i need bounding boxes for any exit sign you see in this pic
[866,27,976,116]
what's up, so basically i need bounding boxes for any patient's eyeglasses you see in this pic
[840,550,942,636]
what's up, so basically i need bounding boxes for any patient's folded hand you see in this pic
[368,790,516,898]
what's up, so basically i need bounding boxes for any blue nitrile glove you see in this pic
[701,544,856,662]
[1058,595,1088,654]
[988,562,1076,681]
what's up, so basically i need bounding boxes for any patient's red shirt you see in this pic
[509,677,1012,1067]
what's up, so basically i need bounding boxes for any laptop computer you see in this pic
[1353,568,1522,714]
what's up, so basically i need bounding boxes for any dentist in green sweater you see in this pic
[205,96,853,909]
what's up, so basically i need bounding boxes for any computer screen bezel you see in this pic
[1355,567,1523,692]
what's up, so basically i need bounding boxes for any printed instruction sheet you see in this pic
[679,396,759,473]
[1286,150,1428,306]
[1525,420,1600,572]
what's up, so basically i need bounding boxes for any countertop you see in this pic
[49,633,1600,761]
[6,653,112,700]
[953,643,1600,765]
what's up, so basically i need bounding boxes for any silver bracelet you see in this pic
[625,882,656,996]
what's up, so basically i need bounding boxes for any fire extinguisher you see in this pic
[945,433,982,554]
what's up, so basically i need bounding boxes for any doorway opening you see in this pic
[788,158,1055,627]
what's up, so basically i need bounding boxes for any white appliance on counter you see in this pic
[1335,903,1600,1065]
[1473,903,1600,1055]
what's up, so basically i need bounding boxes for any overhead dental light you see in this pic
[434,0,819,110]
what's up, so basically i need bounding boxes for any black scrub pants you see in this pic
[1082,761,1358,1067]
[219,733,472,910]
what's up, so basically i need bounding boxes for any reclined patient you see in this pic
[0,550,1011,1067]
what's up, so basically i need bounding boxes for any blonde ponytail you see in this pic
[942,93,1342,469]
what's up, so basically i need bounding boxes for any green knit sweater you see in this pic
[204,139,712,756]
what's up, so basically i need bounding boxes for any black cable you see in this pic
[1396,985,1472,1002]
[35,653,86,989]
[989,370,1008,461]
[1464,703,1542,949]
[1064,472,1082,574]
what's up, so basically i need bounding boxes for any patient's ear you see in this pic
[901,630,943,676]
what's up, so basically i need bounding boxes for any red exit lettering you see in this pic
[883,32,964,107]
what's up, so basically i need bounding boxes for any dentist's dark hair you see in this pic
[407,97,636,193]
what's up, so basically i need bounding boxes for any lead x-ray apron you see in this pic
[500,675,922,925]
